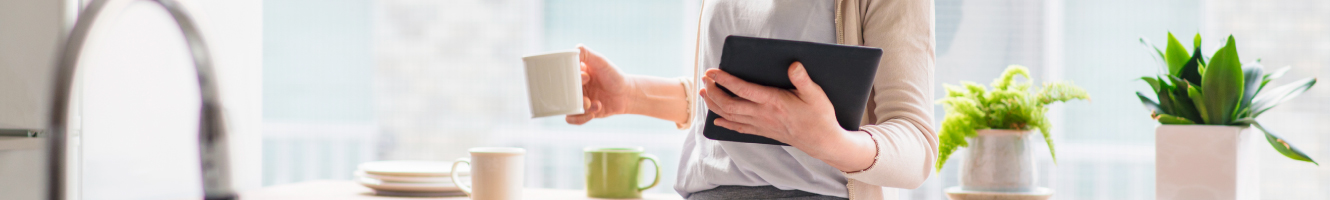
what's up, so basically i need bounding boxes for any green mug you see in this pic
[584,147,660,199]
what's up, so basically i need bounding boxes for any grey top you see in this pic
[674,0,845,198]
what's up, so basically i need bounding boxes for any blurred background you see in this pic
[258,0,1330,199]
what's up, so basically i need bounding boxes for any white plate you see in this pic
[357,176,462,192]
[355,170,459,183]
[358,160,468,177]
[944,186,1053,200]
[371,190,467,197]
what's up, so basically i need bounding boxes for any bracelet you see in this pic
[846,130,879,173]
[674,77,696,129]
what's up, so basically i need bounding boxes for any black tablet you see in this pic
[703,35,882,146]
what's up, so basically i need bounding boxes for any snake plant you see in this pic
[936,65,1090,171]
[1138,32,1318,165]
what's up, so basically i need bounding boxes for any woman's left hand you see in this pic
[699,62,846,148]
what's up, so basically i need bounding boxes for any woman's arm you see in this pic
[566,45,692,126]
[624,74,691,125]
[840,0,938,189]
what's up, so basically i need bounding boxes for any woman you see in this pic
[568,0,936,199]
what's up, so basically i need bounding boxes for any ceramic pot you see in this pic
[958,129,1037,192]
[1156,125,1259,200]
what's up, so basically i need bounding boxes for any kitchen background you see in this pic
[3,0,1317,199]
[262,0,1330,199]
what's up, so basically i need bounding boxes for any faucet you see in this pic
[47,0,234,199]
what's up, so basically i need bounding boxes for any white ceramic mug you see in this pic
[452,147,525,200]
[522,50,584,118]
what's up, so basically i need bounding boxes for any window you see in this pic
[264,0,697,193]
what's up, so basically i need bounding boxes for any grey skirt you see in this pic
[687,185,848,200]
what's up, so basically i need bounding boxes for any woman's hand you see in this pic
[564,45,691,126]
[567,45,634,125]
[700,62,845,147]
[700,62,876,172]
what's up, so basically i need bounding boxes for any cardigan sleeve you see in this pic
[841,0,938,189]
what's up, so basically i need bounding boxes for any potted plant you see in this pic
[937,65,1088,198]
[1137,32,1317,200]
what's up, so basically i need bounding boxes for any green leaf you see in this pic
[1264,66,1291,81]
[1167,76,1204,122]
[1235,119,1318,165]
[1188,85,1210,124]
[1140,37,1168,69]
[1235,63,1264,119]
[1180,40,1206,86]
[1251,78,1317,117]
[1194,33,1207,66]
[1201,35,1245,124]
[1137,92,1163,115]
[1039,82,1091,104]
[1043,128,1057,164]
[1198,62,1208,77]
[1156,113,1196,124]
[1142,76,1162,93]
[1257,66,1290,93]
[1155,87,1177,116]
[1193,34,1202,49]
[1166,32,1192,76]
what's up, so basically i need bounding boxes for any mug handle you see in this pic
[637,154,661,191]
[451,158,473,195]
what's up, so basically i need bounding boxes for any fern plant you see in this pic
[936,65,1090,171]
[1137,32,1318,165]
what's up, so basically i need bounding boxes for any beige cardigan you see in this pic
[683,0,937,199]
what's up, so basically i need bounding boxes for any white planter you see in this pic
[1156,125,1259,200]
[959,129,1037,192]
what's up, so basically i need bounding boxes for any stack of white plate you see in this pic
[355,160,469,197]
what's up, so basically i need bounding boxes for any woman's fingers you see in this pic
[582,97,593,110]
[578,45,611,71]
[703,76,760,116]
[705,69,781,104]
[714,118,761,135]
[581,68,591,85]
[567,97,594,124]
[566,114,590,125]
[585,100,603,116]
[787,62,829,103]
[578,44,591,63]
[566,99,604,125]
[700,88,758,124]
[699,77,725,112]
[566,110,593,125]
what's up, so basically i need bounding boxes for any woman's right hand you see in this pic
[567,45,634,125]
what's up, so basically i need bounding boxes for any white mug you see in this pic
[522,50,584,118]
[452,147,525,200]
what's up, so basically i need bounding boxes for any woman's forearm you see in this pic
[624,74,691,125]
[802,129,877,173]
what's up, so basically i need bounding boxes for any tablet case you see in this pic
[703,35,882,146]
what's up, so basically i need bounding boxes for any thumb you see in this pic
[788,62,828,102]
[577,44,609,70]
